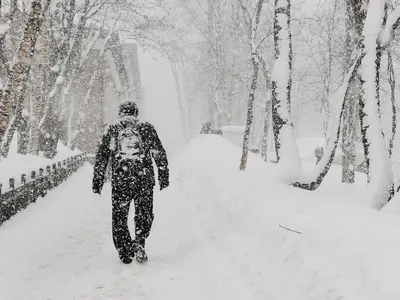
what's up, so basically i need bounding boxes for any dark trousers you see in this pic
[111,183,154,256]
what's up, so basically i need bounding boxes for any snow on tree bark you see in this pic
[0,0,44,152]
[359,0,393,209]
[388,52,396,157]
[0,88,29,156]
[257,54,272,162]
[380,5,400,46]
[342,0,358,184]
[293,53,361,190]
[239,0,263,171]
[39,2,91,155]
[261,99,271,162]
[341,79,358,184]
[271,0,301,178]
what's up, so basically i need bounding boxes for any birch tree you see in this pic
[271,0,301,177]
[0,0,47,153]
[358,0,393,209]
[341,0,360,184]
[239,0,264,171]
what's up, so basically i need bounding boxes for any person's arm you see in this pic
[92,126,112,194]
[149,125,169,190]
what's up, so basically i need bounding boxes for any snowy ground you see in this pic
[1,135,400,299]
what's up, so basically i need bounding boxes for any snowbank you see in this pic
[173,135,400,299]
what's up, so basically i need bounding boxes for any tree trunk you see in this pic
[341,80,357,183]
[28,83,42,155]
[388,52,396,157]
[261,99,271,162]
[0,0,44,150]
[240,55,260,171]
[271,0,301,175]
[38,5,89,153]
[17,112,28,154]
[358,0,393,209]
[293,54,362,190]
[239,0,264,171]
[342,0,357,183]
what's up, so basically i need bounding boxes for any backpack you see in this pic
[114,122,144,174]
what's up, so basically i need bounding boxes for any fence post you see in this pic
[52,163,57,187]
[0,153,87,226]
[39,168,46,197]
[46,165,52,190]
[21,174,26,185]
[31,171,37,203]
[9,178,15,190]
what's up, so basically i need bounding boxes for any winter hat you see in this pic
[119,100,139,117]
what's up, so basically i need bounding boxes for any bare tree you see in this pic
[271,0,301,175]
[239,0,264,171]
[387,51,396,157]
[358,0,393,209]
[0,0,46,154]
[341,0,360,184]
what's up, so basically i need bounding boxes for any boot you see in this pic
[132,241,148,264]
[119,252,133,264]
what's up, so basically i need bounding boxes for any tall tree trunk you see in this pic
[271,0,301,175]
[0,89,29,156]
[261,99,271,162]
[0,0,44,150]
[39,1,89,153]
[388,52,396,157]
[342,0,357,183]
[240,53,260,171]
[293,55,361,190]
[10,0,18,19]
[257,54,272,162]
[239,0,263,171]
[17,111,28,154]
[341,79,358,183]
[358,0,393,209]
[28,77,42,155]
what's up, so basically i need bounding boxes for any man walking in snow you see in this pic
[92,101,169,264]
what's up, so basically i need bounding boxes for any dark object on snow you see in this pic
[278,223,302,234]
[200,122,222,135]
[200,122,212,134]
[92,100,169,262]
[210,129,222,135]
[250,148,260,154]
[314,147,324,164]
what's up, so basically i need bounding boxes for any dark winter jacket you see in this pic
[92,115,169,193]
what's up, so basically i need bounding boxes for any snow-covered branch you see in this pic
[380,5,400,46]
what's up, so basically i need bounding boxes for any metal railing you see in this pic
[0,153,87,226]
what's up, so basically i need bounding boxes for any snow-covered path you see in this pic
[0,165,268,300]
[2,136,400,300]
[0,166,231,300]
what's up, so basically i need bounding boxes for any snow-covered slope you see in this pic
[1,135,400,299]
